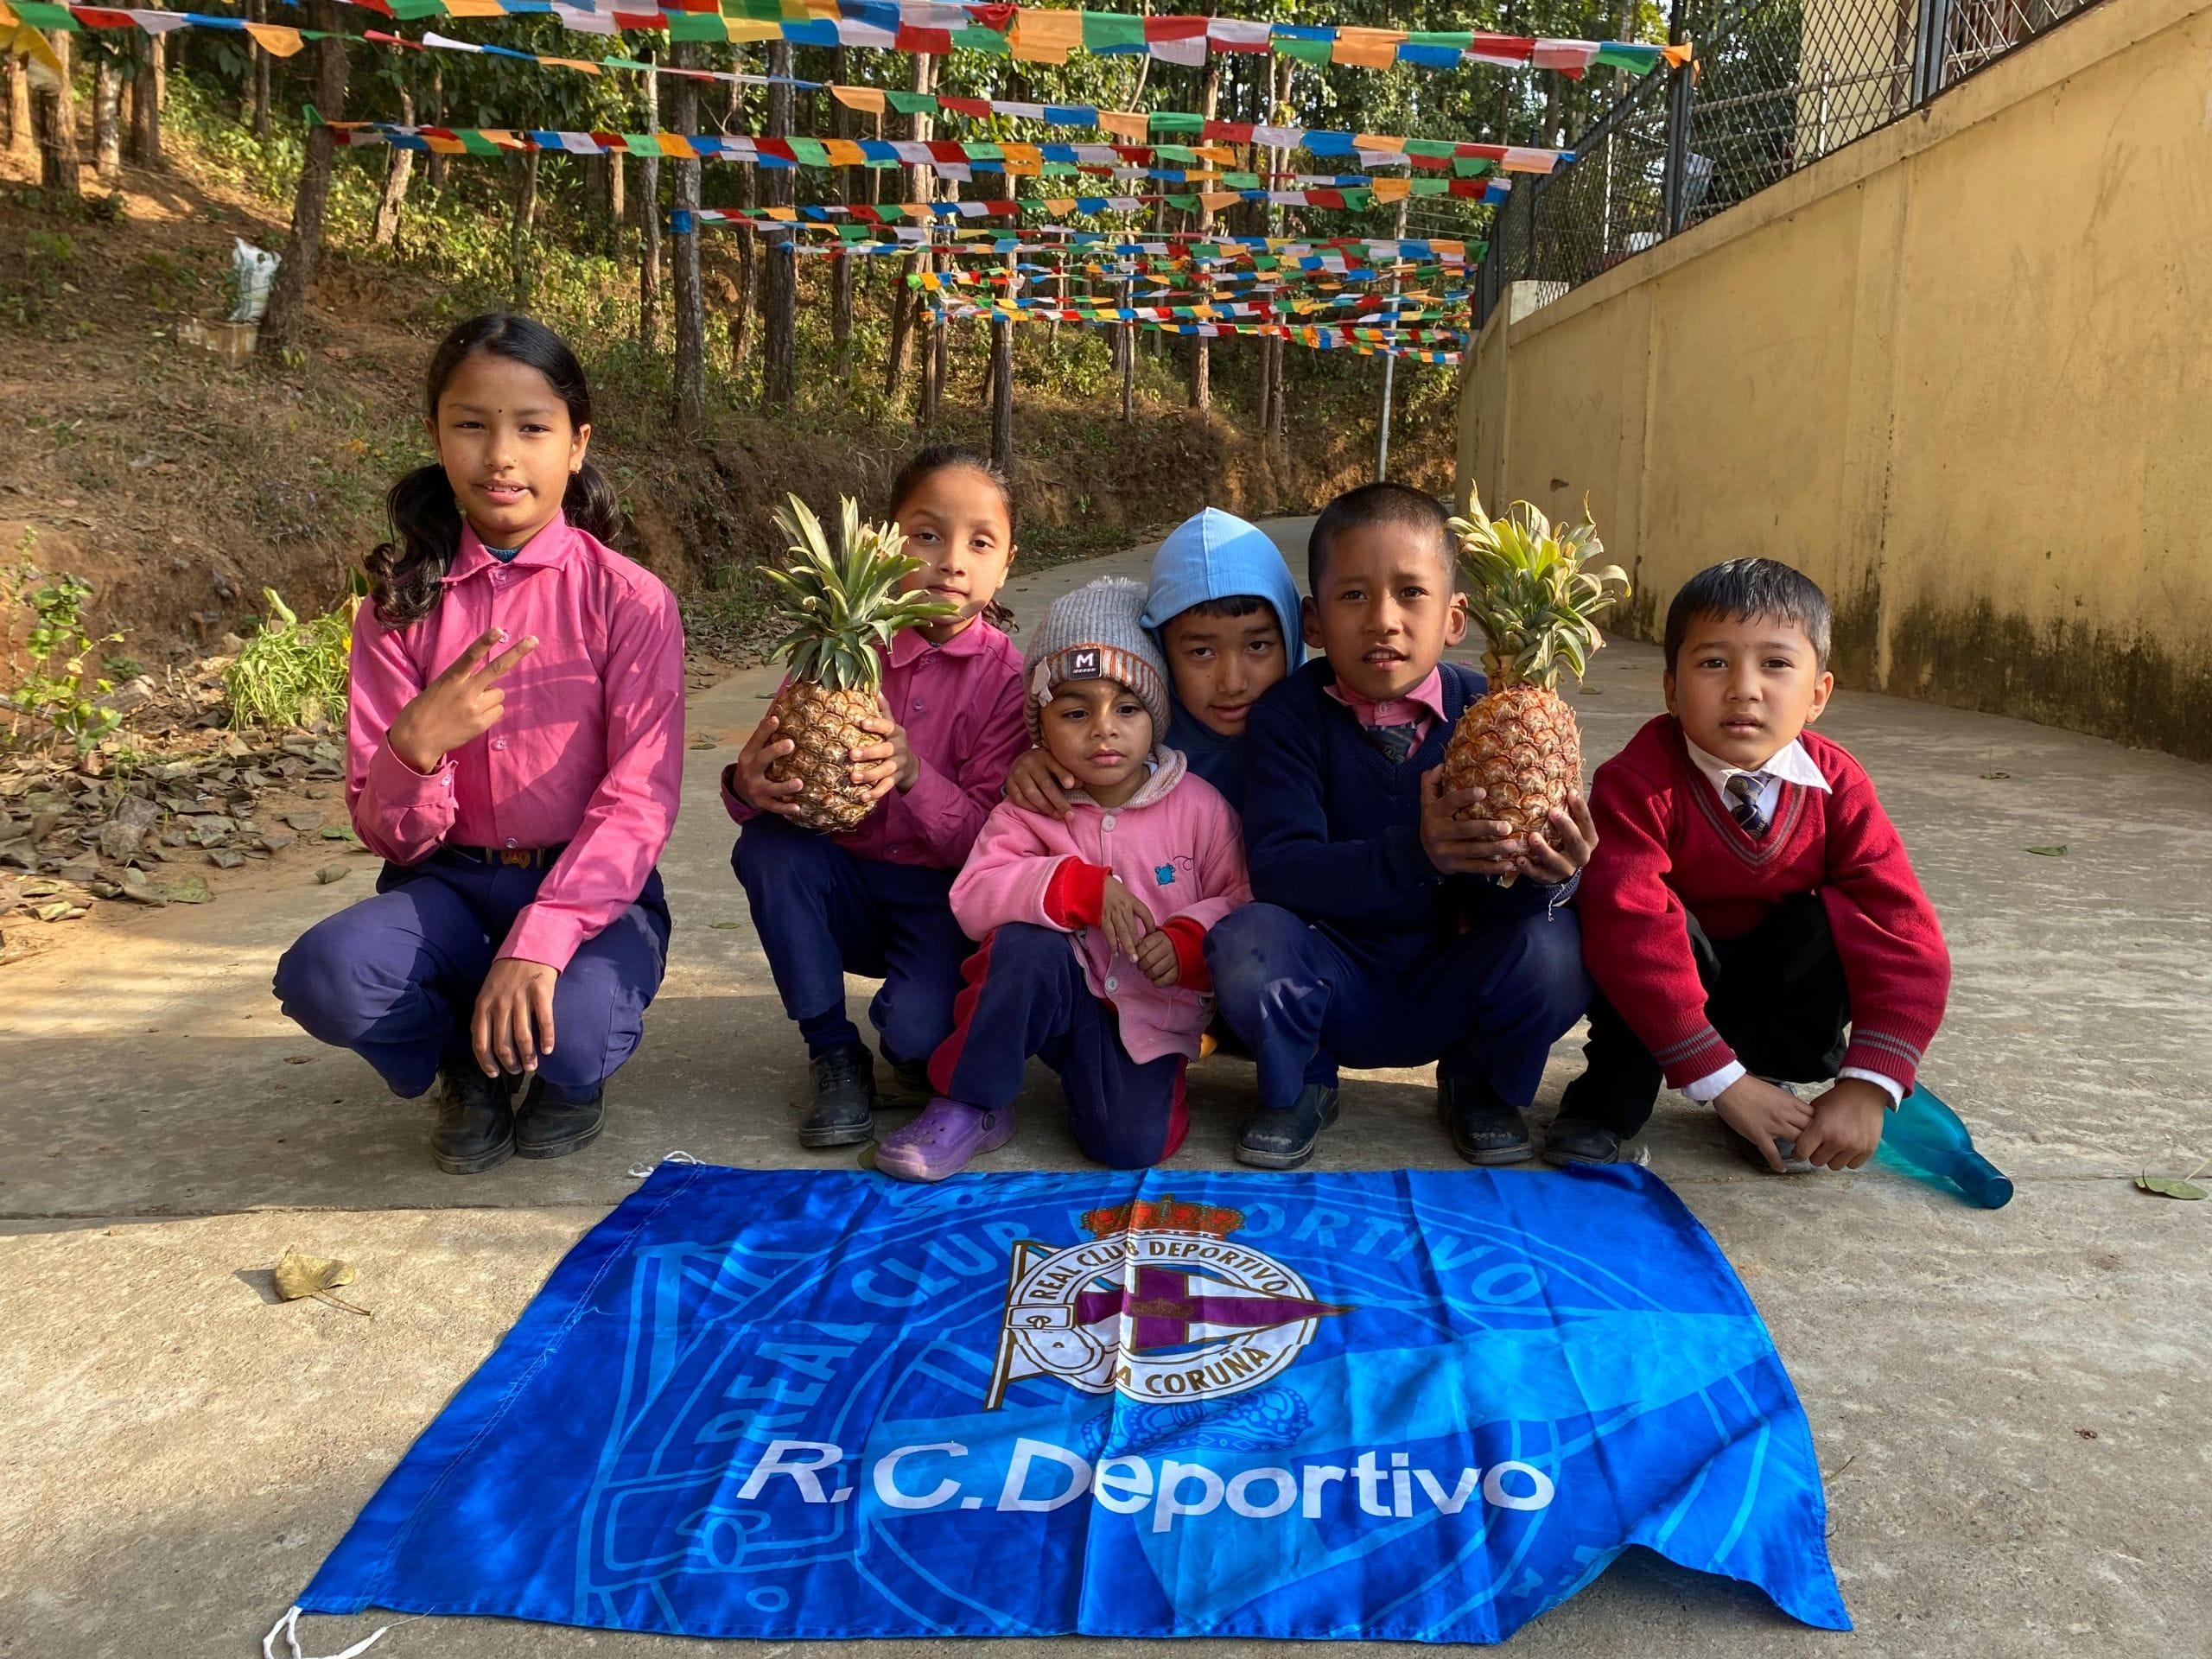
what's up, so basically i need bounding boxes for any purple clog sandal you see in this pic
[875,1097,1015,1183]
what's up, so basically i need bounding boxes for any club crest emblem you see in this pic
[987,1196,1349,1409]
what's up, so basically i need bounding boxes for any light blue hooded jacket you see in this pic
[1140,509,1306,812]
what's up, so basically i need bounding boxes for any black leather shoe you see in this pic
[1236,1084,1340,1170]
[1440,1071,1533,1165]
[1543,1116,1623,1166]
[516,1077,605,1159]
[429,1061,516,1175]
[881,1049,936,1103]
[801,1043,876,1148]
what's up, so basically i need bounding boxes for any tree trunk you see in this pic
[506,149,541,309]
[259,5,347,354]
[1120,281,1135,423]
[760,41,798,406]
[728,149,756,372]
[33,31,80,198]
[671,43,706,433]
[584,154,608,235]
[1188,57,1220,412]
[607,151,625,233]
[916,283,939,426]
[884,51,933,403]
[829,48,855,381]
[128,29,162,168]
[423,67,445,188]
[372,86,416,247]
[252,0,273,143]
[931,306,947,415]
[986,244,1014,461]
[5,56,33,162]
[1262,56,1292,442]
[92,54,122,181]
[638,55,662,350]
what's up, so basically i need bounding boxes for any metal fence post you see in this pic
[1912,0,1955,104]
[1659,0,1694,235]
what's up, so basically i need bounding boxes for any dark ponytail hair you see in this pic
[365,313,624,626]
[886,443,1020,632]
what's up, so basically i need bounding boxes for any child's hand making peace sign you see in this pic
[388,626,540,774]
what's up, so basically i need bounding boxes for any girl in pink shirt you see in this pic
[876,577,1252,1183]
[723,448,1029,1150]
[274,314,684,1176]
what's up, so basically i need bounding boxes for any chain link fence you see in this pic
[1476,0,2101,325]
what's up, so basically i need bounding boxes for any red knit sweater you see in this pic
[1579,715,1950,1091]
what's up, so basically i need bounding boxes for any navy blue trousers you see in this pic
[928,922,1187,1168]
[273,852,671,1099]
[733,816,974,1063]
[1206,902,1592,1115]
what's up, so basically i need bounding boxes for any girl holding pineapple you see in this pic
[274,314,684,1176]
[724,448,1029,1152]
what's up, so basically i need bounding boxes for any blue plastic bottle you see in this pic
[1877,1084,2013,1208]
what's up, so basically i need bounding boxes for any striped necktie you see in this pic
[1725,770,1773,836]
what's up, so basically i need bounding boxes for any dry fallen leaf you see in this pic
[273,1246,372,1316]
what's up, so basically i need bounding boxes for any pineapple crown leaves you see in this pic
[1447,495,1630,690]
[764,493,957,693]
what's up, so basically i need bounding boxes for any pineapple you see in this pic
[760,493,956,834]
[1440,497,1630,837]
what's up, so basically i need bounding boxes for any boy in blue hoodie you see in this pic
[1004,508,1304,816]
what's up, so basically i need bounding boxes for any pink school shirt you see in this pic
[1324,665,1449,745]
[721,619,1029,869]
[346,514,687,972]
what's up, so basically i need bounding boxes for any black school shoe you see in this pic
[1236,1084,1340,1170]
[1440,1071,1534,1166]
[1543,1116,1624,1166]
[801,1042,877,1148]
[880,1047,937,1103]
[515,1077,606,1159]
[429,1060,517,1175]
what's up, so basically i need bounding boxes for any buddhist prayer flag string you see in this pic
[670,213,1481,262]
[176,0,1691,80]
[0,1,1586,174]
[315,121,1520,203]
[925,301,1465,360]
[0,1,821,79]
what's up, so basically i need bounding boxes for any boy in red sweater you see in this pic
[1548,559,1949,1173]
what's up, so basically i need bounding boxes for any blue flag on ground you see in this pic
[299,1163,1849,1642]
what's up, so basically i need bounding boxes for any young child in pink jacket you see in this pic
[875,578,1252,1181]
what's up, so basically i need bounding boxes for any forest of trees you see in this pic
[5,0,1669,458]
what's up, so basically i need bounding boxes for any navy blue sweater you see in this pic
[1243,658,1557,959]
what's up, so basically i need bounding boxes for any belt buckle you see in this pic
[499,848,534,868]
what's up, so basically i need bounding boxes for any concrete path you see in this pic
[3,521,2208,1658]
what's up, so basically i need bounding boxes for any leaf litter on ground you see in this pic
[272,1246,372,1315]
[2136,1154,2209,1202]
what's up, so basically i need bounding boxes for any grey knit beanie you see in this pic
[1024,576,1173,742]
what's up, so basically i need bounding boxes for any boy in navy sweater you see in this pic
[1206,484,1597,1168]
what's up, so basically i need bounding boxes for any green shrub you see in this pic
[224,588,357,729]
[3,530,125,752]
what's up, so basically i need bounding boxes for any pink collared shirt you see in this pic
[722,617,1028,869]
[346,514,686,972]
[1324,665,1450,746]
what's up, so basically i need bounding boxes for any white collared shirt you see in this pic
[1676,735,1903,1109]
